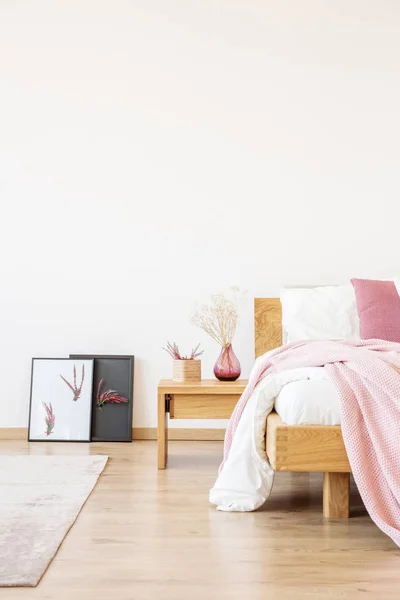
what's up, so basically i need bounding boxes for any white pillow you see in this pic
[280,285,359,342]
[281,279,400,343]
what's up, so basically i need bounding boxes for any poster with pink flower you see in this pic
[69,355,134,441]
[28,358,94,441]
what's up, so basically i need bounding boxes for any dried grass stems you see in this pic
[163,342,203,360]
[191,294,239,348]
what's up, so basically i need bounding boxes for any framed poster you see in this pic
[28,358,94,442]
[70,355,134,442]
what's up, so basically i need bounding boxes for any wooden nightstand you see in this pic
[157,379,248,469]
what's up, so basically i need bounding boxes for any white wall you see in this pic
[1,0,400,428]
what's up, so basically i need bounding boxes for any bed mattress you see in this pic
[274,372,341,425]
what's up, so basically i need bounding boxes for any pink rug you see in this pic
[0,454,108,586]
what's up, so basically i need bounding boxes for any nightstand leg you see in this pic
[158,392,168,469]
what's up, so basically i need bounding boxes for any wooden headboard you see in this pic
[254,298,282,358]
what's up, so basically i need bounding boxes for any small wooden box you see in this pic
[172,360,201,382]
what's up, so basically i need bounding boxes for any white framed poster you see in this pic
[28,358,94,442]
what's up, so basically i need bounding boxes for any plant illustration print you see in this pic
[60,364,85,401]
[96,379,128,410]
[43,402,55,436]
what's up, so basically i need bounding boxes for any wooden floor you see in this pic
[0,441,399,600]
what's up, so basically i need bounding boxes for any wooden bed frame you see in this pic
[255,298,351,518]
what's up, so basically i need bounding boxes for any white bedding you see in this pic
[209,365,332,512]
[274,370,341,425]
[281,285,360,342]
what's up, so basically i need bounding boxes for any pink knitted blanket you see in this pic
[223,339,400,546]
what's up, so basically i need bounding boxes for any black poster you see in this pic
[70,355,134,442]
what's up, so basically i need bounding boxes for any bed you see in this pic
[255,297,351,518]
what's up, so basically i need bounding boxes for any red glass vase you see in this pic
[214,344,241,381]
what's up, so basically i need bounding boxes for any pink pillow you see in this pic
[351,278,400,341]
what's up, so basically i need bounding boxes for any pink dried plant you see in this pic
[163,342,203,360]
[60,364,85,401]
[96,379,128,410]
[43,402,55,436]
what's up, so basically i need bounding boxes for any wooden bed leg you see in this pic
[323,472,350,518]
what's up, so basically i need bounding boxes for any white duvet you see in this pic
[275,376,340,425]
[209,365,335,512]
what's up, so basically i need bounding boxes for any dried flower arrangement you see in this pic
[190,288,244,381]
[163,342,203,382]
[163,342,203,360]
[96,379,128,411]
[190,294,239,348]
[60,364,85,401]
[43,402,55,436]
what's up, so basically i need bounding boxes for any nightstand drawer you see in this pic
[170,394,240,419]
[157,379,248,468]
